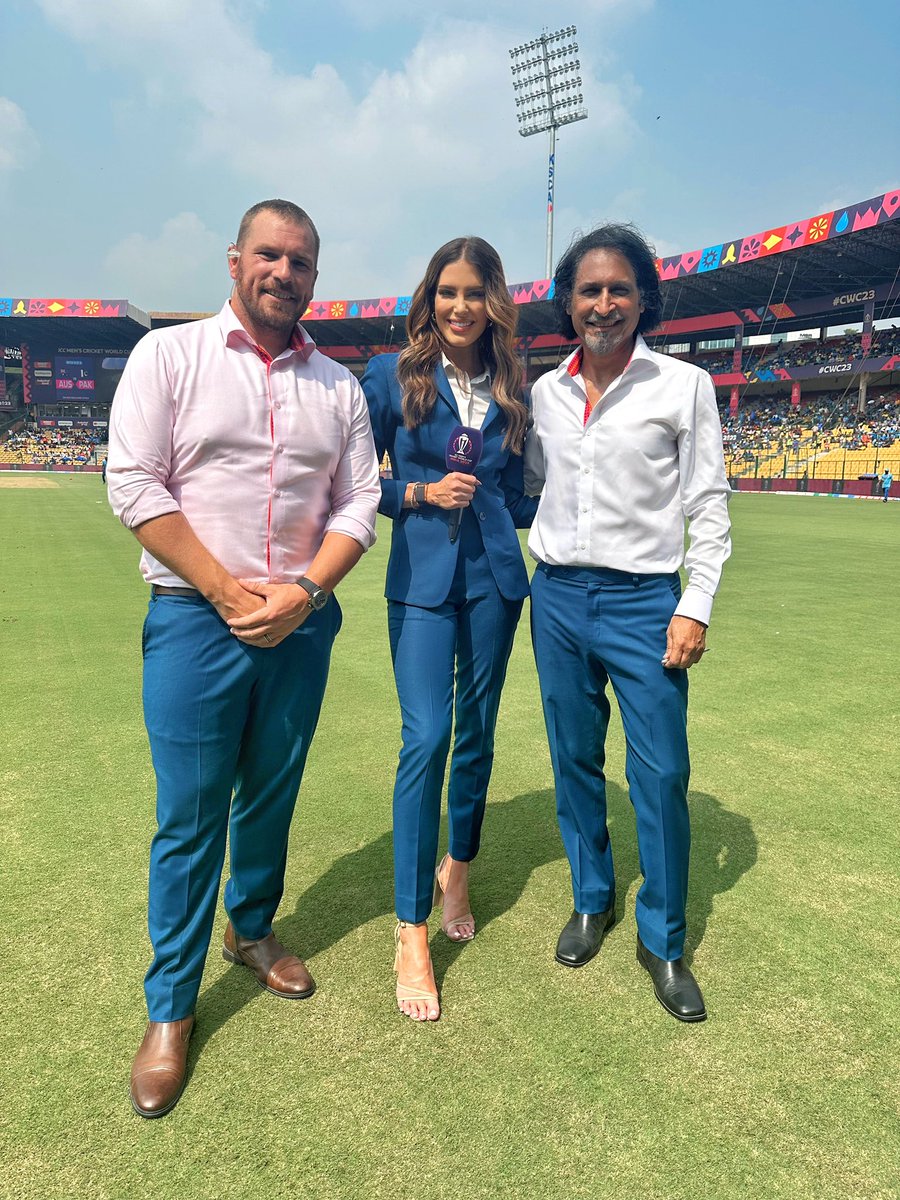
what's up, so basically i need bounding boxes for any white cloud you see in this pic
[35,0,645,295]
[103,212,225,310]
[0,98,38,173]
[335,0,653,30]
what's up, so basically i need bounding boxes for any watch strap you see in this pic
[295,575,328,609]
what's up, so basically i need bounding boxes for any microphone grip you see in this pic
[448,507,462,544]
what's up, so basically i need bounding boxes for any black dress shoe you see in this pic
[555,906,615,967]
[637,936,707,1022]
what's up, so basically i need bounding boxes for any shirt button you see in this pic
[277,445,284,453]
[583,467,590,474]
[581,507,588,513]
[274,401,282,410]
[579,543,586,549]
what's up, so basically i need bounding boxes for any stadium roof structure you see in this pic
[0,299,151,355]
[2,189,898,362]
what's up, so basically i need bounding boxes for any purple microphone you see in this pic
[445,425,484,544]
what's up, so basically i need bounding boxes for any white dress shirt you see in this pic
[441,353,492,430]
[108,301,380,587]
[523,336,731,625]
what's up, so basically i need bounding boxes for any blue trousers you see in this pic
[530,563,691,961]
[388,515,523,923]
[141,592,340,1021]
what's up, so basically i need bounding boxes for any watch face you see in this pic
[297,577,327,609]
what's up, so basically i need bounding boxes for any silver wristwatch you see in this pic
[295,576,329,611]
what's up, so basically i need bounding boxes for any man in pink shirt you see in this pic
[108,200,380,1118]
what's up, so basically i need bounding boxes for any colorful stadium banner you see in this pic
[0,299,128,318]
[288,189,898,319]
[1,191,897,327]
[656,190,900,283]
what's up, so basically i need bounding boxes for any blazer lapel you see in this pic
[435,364,461,421]
[436,363,503,433]
[481,396,501,433]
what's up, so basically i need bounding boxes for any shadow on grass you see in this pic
[605,784,758,964]
[190,782,755,1049]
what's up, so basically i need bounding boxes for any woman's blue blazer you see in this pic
[360,353,537,607]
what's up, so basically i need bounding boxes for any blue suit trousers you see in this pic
[530,563,691,961]
[141,592,340,1021]
[388,512,523,923]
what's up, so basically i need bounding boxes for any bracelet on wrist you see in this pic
[412,481,427,508]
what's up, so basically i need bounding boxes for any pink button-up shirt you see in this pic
[108,301,380,587]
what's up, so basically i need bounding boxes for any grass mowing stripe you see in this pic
[1,483,898,1199]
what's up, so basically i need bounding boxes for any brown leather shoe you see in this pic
[130,1017,194,1118]
[222,922,315,999]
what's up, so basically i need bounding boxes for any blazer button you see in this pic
[478,512,486,521]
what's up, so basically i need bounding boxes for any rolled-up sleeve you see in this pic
[324,375,380,550]
[107,334,181,530]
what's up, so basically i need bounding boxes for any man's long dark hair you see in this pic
[553,223,662,339]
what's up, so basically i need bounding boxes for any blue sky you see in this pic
[1,0,897,312]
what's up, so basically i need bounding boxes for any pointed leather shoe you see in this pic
[222,922,315,999]
[637,936,707,1022]
[130,1016,195,1118]
[555,906,615,967]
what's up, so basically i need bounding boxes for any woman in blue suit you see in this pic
[361,237,535,1022]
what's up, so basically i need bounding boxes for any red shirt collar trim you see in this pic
[226,322,316,364]
[567,342,639,380]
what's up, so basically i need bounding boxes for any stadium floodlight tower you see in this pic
[509,25,588,280]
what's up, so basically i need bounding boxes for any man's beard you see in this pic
[581,321,630,357]
[235,278,304,333]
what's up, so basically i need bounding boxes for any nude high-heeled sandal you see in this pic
[393,922,440,1021]
[433,854,475,942]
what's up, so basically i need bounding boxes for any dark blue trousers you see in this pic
[388,513,523,923]
[530,563,691,961]
[141,592,340,1021]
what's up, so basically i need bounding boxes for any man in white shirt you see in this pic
[524,224,731,1021]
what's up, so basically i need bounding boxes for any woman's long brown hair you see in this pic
[396,237,527,454]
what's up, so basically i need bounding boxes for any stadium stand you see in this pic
[2,189,898,493]
[721,389,900,479]
[0,427,103,466]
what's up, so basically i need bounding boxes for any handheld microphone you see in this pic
[445,425,484,545]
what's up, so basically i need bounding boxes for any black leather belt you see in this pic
[151,585,199,598]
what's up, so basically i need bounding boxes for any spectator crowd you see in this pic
[719,389,900,461]
[692,329,900,378]
[1,426,104,466]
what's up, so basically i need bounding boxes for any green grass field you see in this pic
[1,479,898,1200]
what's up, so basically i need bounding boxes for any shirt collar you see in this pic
[217,299,317,363]
[560,334,653,383]
[441,352,491,388]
